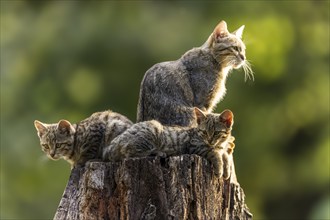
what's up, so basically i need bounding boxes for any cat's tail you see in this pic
[136,87,145,122]
[136,72,147,123]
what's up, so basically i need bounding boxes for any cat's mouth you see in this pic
[48,154,60,160]
[233,59,254,81]
[223,56,245,70]
[233,55,246,68]
[233,62,244,69]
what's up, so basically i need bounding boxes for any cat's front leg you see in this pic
[209,150,223,177]
[197,146,223,177]
[189,146,223,177]
[221,135,235,180]
[203,145,231,179]
[206,148,231,180]
[221,150,230,180]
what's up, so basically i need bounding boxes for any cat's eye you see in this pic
[232,46,240,52]
[214,131,227,139]
[42,144,49,149]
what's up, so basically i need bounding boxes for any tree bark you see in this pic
[54,155,252,220]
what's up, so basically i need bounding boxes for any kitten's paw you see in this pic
[215,168,223,177]
[226,135,236,154]
[211,164,222,177]
[211,151,223,177]
[228,135,235,143]
[149,150,167,158]
[222,165,230,180]
[223,173,230,180]
[222,151,231,180]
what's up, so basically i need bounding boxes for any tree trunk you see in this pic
[54,155,252,220]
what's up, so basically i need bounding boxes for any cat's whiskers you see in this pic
[219,56,253,82]
[242,60,254,82]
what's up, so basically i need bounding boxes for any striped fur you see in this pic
[103,108,234,178]
[34,110,133,167]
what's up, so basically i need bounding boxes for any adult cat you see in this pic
[137,20,252,126]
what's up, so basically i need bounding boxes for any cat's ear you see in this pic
[232,25,245,39]
[57,120,75,135]
[220,109,234,128]
[213,20,229,39]
[34,120,48,138]
[194,107,206,124]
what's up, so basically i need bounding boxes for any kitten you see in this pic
[103,108,234,178]
[137,20,252,126]
[34,110,133,167]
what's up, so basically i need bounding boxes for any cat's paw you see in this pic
[148,149,167,158]
[222,152,231,180]
[226,135,236,154]
[156,151,167,158]
[211,150,223,177]
[213,165,223,177]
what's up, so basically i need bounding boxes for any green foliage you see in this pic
[1,1,329,219]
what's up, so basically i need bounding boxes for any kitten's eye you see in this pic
[42,144,49,149]
[233,46,240,52]
[215,131,227,139]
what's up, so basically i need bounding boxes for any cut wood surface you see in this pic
[54,155,252,220]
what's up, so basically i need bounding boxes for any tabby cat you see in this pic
[34,110,133,167]
[103,108,234,178]
[137,20,252,126]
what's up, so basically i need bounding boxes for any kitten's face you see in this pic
[34,120,75,161]
[209,21,253,81]
[194,108,233,147]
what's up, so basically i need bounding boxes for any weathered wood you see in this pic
[54,155,252,220]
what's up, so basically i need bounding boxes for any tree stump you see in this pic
[54,155,252,220]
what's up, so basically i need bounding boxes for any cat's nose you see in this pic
[239,53,245,61]
[50,150,56,158]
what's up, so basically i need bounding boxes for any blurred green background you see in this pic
[1,1,329,219]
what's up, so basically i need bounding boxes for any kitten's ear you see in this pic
[57,120,75,135]
[232,25,245,39]
[220,110,234,128]
[213,20,229,39]
[34,120,48,138]
[194,107,206,124]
